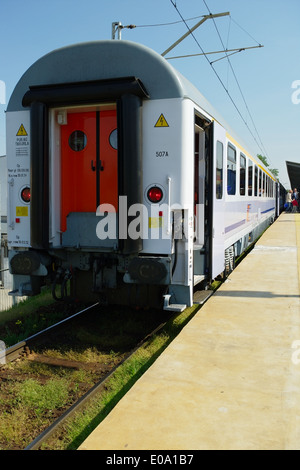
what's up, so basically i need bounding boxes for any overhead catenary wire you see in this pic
[229,16,262,47]
[117,14,211,31]
[166,44,263,61]
[201,0,270,162]
[135,11,262,48]
[135,14,207,28]
[169,0,273,168]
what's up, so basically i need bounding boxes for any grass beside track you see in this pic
[0,291,87,347]
[39,303,201,450]
[0,289,56,344]
[0,289,208,450]
[0,295,201,450]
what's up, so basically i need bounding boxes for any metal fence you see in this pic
[0,234,28,312]
[0,287,27,311]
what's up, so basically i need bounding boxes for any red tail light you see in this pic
[21,187,31,203]
[147,186,163,203]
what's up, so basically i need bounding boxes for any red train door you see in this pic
[60,109,118,233]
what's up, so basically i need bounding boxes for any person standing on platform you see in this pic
[292,188,299,212]
[286,190,292,212]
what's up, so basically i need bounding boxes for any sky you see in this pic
[0,0,299,188]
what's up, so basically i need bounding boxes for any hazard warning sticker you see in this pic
[15,123,30,157]
[16,124,28,136]
[154,114,169,128]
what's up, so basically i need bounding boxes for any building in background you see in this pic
[0,154,17,309]
[0,155,7,234]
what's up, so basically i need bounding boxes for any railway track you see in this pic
[0,288,214,450]
[25,318,169,450]
[2,302,100,366]
[0,301,177,450]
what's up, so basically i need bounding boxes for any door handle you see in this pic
[91,160,104,171]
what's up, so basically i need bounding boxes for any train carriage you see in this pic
[6,40,277,311]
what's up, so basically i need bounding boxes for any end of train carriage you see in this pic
[6,40,278,311]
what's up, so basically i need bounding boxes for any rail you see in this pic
[1,302,99,366]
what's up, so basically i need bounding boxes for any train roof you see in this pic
[7,39,261,166]
[8,40,221,118]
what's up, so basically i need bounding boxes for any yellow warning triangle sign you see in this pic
[16,124,28,136]
[154,114,169,128]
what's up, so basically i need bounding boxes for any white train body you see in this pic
[6,40,278,310]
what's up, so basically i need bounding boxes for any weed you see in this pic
[16,378,70,417]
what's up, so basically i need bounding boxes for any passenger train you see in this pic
[6,40,283,311]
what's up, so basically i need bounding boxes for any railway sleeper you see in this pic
[26,352,108,372]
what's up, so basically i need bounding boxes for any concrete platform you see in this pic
[79,213,300,450]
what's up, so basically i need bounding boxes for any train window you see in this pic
[248,160,253,196]
[69,130,87,151]
[262,173,266,197]
[258,169,262,196]
[227,144,236,195]
[271,178,273,197]
[240,154,246,196]
[270,178,272,197]
[271,180,273,198]
[254,166,258,196]
[109,129,118,149]
[259,170,265,197]
[216,141,223,199]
